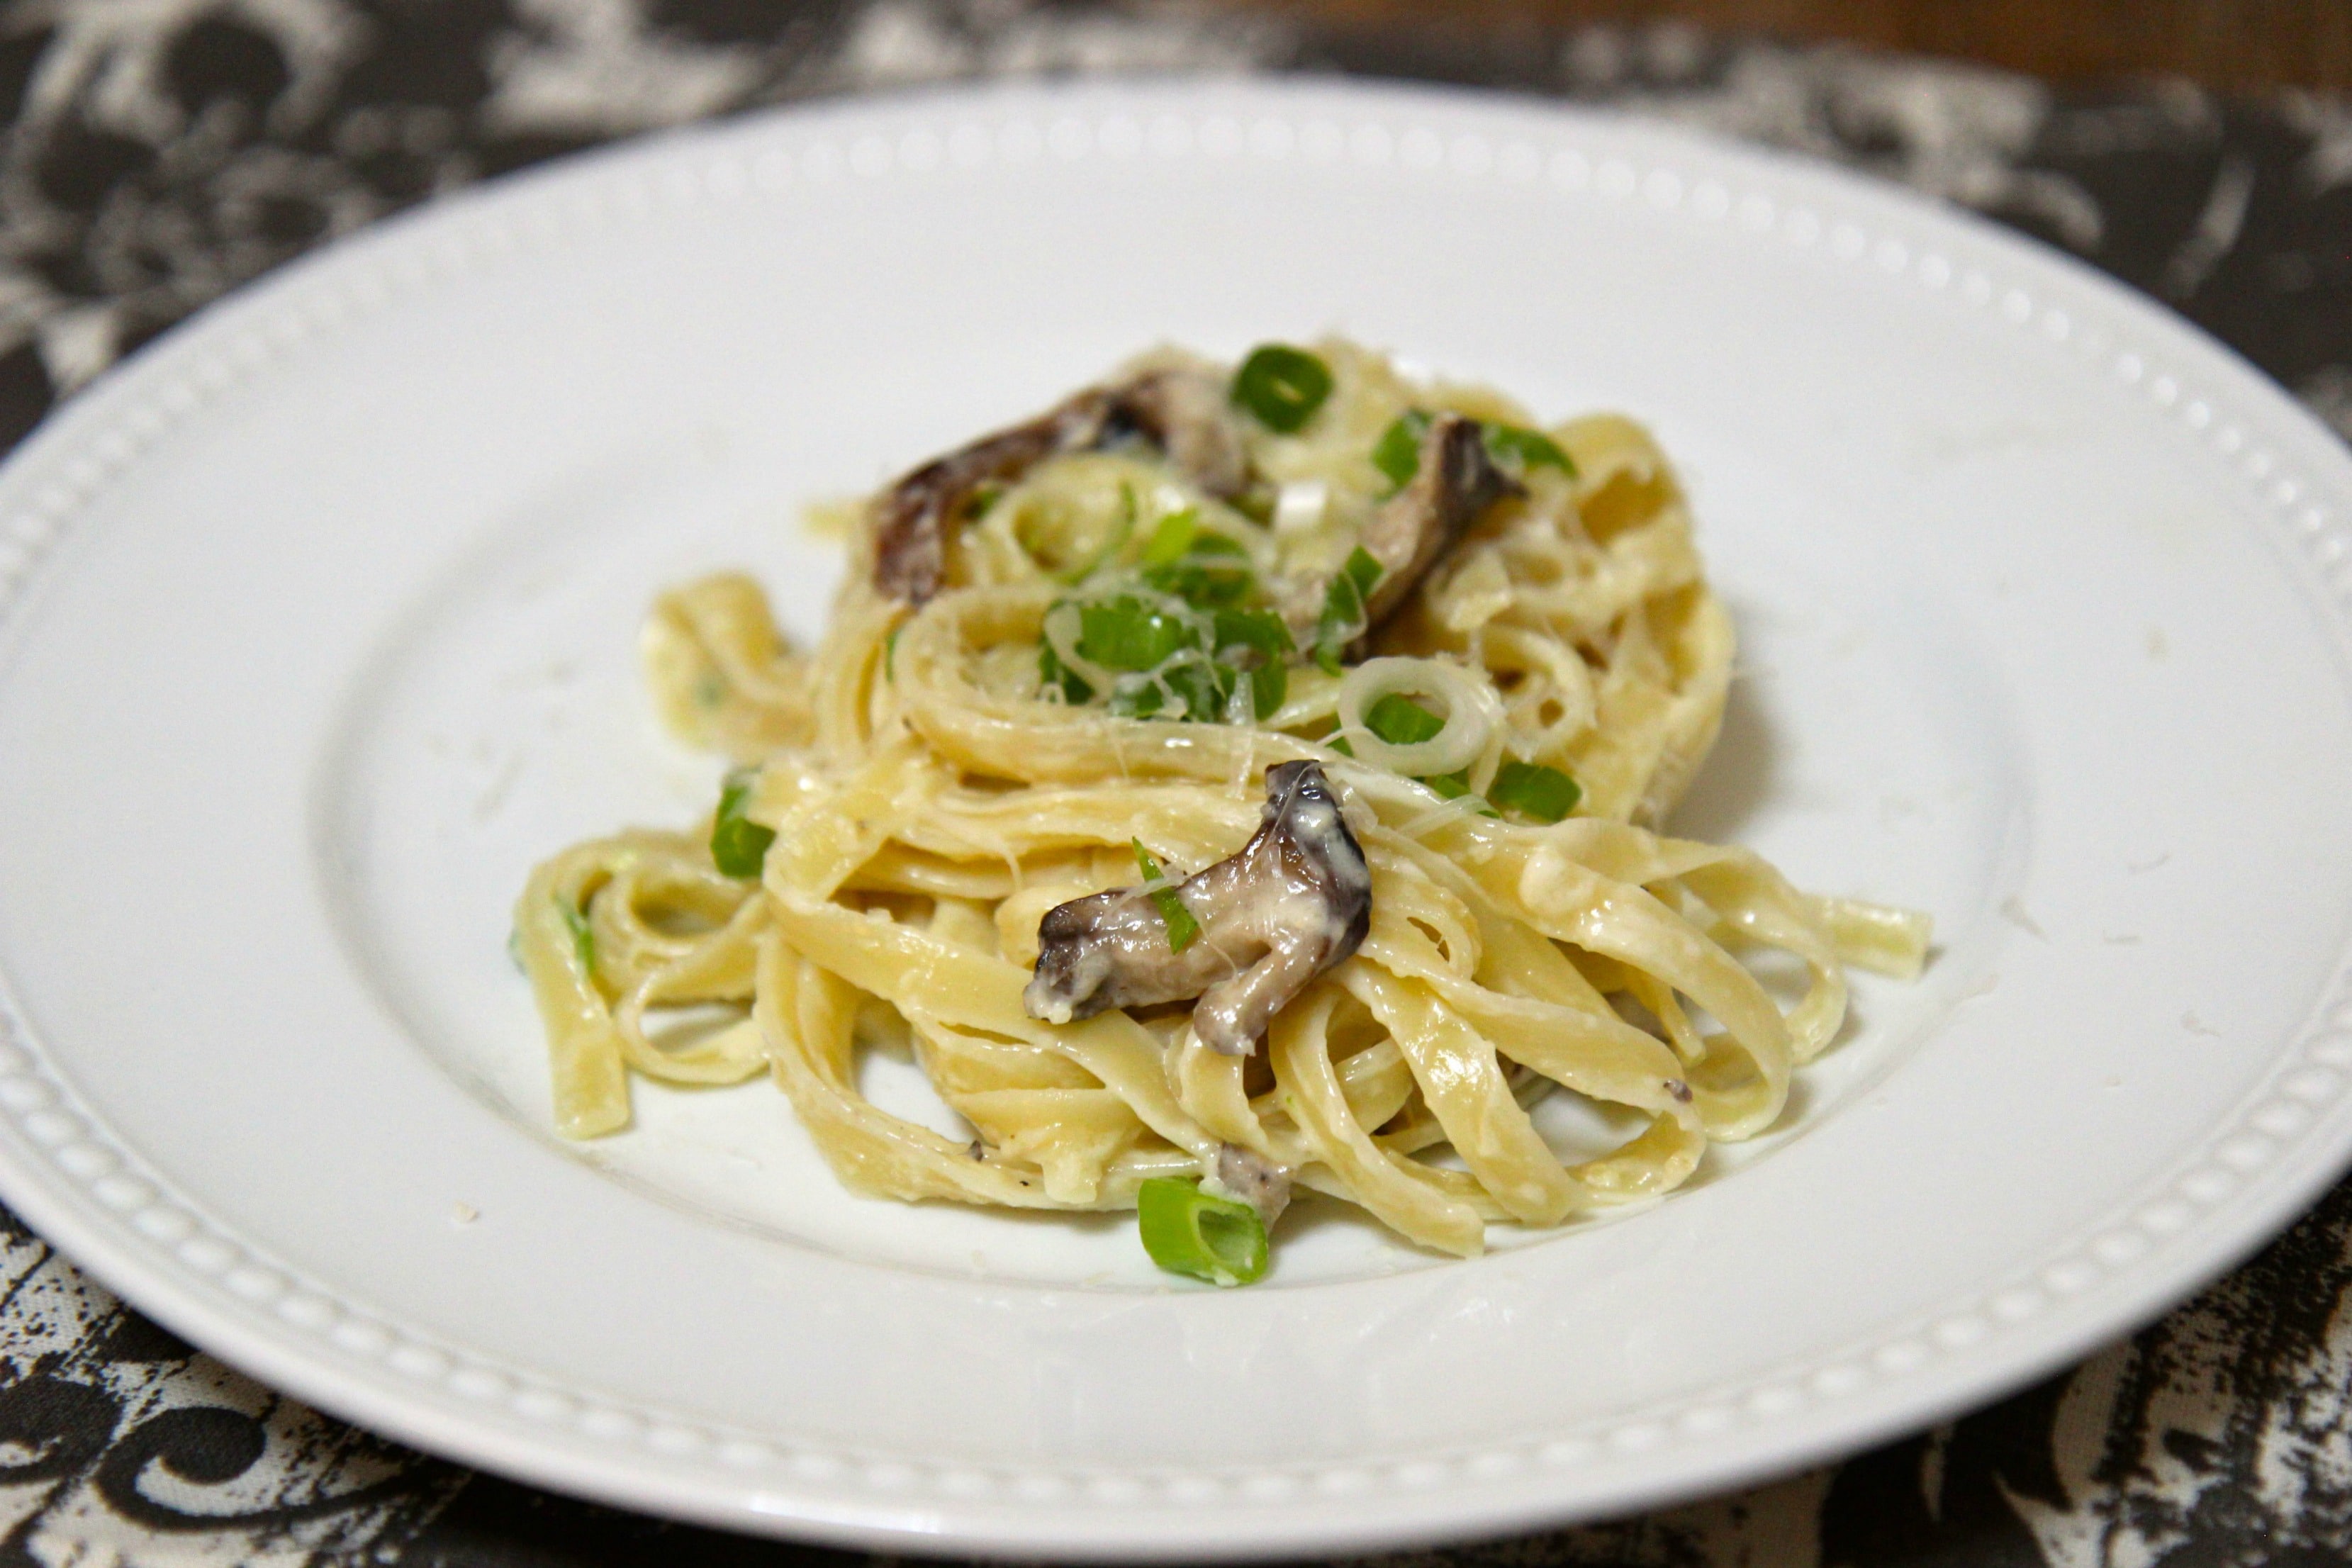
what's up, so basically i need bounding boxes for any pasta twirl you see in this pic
[515,340,1929,1265]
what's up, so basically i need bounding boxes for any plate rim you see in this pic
[1,71,2351,1558]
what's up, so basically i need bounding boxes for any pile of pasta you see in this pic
[517,342,1927,1258]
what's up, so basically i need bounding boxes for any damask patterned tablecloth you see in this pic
[0,3,2344,1564]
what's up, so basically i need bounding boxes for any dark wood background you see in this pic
[1202,0,2352,92]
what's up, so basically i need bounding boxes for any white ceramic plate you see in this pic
[0,75,2349,1559]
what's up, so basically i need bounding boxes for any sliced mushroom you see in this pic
[1208,1143,1293,1228]
[1360,413,1521,625]
[1278,411,1523,646]
[1022,761,1372,1055]
[871,366,1252,605]
[1105,366,1253,500]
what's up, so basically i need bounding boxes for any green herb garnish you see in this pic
[1377,412,1576,491]
[1138,508,1258,610]
[1132,840,1200,951]
[1042,592,1273,722]
[1484,422,1576,476]
[1138,507,1200,568]
[1038,507,1293,724]
[1372,409,1431,490]
[1313,547,1385,673]
[1348,695,1489,806]
[1136,1177,1268,1286]
[1038,637,1091,704]
[1078,595,1195,672]
[1214,607,1294,720]
[1113,656,1225,722]
[1363,693,1445,745]
[1488,760,1581,822]
[1141,538,1255,610]
[710,768,776,878]
[1231,345,1333,433]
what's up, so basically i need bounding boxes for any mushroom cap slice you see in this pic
[870,366,1251,605]
[1021,761,1372,1056]
[1274,411,1523,649]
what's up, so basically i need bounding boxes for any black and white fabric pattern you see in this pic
[0,2,2344,1562]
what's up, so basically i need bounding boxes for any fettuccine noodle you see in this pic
[517,340,1928,1262]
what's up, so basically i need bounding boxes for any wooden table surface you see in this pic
[1202,0,2352,94]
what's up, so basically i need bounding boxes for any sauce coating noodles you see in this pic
[516,341,1928,1259]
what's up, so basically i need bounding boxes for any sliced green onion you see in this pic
[1041,594,1282,727]
[1363,692,1445,746]
[1077,596,1198,671]
[1380,413,1575,491]
[1131,840,1200,951]
[1231,345,1333,433]
[1038,637,1092,703]
[1213,607,1294,662]
[557,895,595,976]
[1372,409,1431,490]
[1142,548,1255,611]
[1484,422,1576,477]
[1136,657,1228,724]
[1331,732,1486,806]
[1489,761,1581,822]
[1313,547,1386,673]
[1362,697,1494,805]
[1138,506,1200,568]
[710,768,776,878]
[883,622,902,683]
[1140,527,1253,612]
[1214,607,1294,719]
[507,925,525,974]
[1136,1177,1268,1286]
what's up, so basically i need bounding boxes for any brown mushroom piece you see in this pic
[1022,761,1372,1055]
[1278,411,1523,646]
[871,366,1252,605]
[1210,1143,1293,1228]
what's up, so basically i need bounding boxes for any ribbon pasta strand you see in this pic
[515,340,1929,1260]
